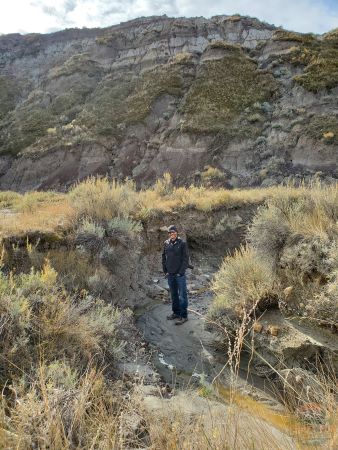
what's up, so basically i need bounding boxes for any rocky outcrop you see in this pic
[0,16,337,191]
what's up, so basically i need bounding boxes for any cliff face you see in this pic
[0,15,337,191]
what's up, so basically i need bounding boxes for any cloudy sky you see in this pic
[1,0,338,35]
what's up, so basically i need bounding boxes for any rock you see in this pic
[117,362,159,384]
[252,310,338,376]
[146,283,168,299]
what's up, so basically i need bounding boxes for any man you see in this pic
[162,225,189,325]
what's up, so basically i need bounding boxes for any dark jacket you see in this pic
[162,237,189,275]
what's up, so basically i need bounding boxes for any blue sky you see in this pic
[1,0,337,35]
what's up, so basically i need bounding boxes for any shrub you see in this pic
[47,249,93,291]
[279,236,335,281]
[107,217,143,237]
[0,262,126,383]
[305,269,338,327]
[0,191,21,209]
[99,245,125,268]
[0,75,20,121]
[75,218,106,252]
[181,50,277,133]
[276,31,338,92]
[248,185,338,266]
[247,203,291,266]
[200,166,224,182]
[77,218,105,238]
[211,245,277,318]
[153,172,173,196]
[0,366,124,449]
[171,52,194,64]
[88,268,117,298]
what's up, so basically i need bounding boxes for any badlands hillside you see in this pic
[0,15,337,190]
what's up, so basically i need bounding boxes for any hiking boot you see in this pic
[167,313,180,320]
[175,317,188,325]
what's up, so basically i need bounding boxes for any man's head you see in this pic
[168,225,178,241]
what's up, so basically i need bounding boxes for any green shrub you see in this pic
[181,50,277,133]
[0,191,21,209]
[79,62,185,138]
[272,30,316,44]
[152,172,173,196]
[0,262,127,384]
[77,219,105,238]
[304,116,338,145]
[276,30,338,92]
[107,217,142,237]
[200,166,224,182]
[48,53,102,79]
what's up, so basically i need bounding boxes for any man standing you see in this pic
[162,225,189,325]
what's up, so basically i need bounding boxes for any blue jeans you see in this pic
[167,274,188,318]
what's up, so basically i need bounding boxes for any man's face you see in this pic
[169,231,178,241]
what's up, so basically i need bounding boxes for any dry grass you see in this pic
[69,176,139,221]
[0,175,318,237]
[248,183,338,265]
[0,200,74,237]
[211,245,277,318]
[200,166,225,181]
[0,365,126,450]
[137,174,304,218]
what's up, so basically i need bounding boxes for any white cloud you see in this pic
[0,0,337,35]
[176,0,338,34]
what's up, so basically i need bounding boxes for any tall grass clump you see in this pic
[0,363,129,449]
[211,245,277,318]
[69,176,139,221]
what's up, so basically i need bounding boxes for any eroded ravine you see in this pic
[136,269,334,448]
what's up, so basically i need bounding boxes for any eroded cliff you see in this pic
[0,15,337,190]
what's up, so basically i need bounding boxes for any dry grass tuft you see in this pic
[69,176,139,221]
[211,245,277,317]
[0,200,74,237]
